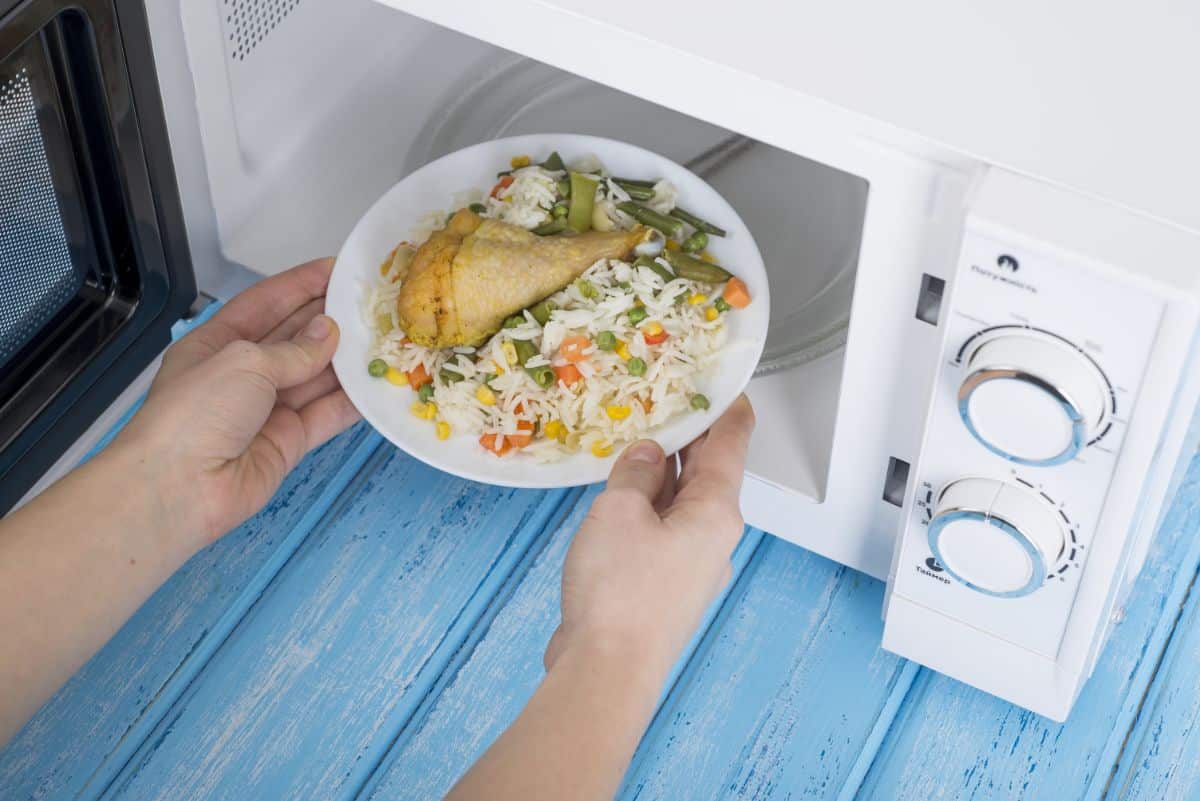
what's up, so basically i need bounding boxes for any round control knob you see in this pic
[927,478,1066,597]
[958,332,1110,466]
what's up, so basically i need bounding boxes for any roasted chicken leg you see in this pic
[396,208,660,348]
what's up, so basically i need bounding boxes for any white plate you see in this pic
[327,134,769,488]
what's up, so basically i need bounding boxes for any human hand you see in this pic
[112,258,360,548]
[545,395,756,682]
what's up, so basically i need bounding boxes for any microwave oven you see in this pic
[3,0,1199,722]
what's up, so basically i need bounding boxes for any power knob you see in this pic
[958,332,1110,466]
[927,478,1066,597]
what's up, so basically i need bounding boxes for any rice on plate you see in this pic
[361,147,756,462]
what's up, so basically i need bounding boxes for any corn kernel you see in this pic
[510,154,531,168]
[642,321,664,337]
[544,419,567,442]
[436,421,451,440]
[591,439,614,458]
[385,367,408,386]
[502,196,513,203]
[704,306,720,322]
[410,401,428,419]
[688,293,707,306]
[665,239,681,252]
[615,341,631,361]
[502,341,519,365]
[606,405,631,421]
[491,359,506,375]
[699,251,717,263]
[476,385,497,406]
[425,402,438,420]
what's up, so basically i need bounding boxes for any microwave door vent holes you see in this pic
[224,0,303,62]
[0,68,77,369]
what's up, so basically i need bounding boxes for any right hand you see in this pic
[545,395,756,680]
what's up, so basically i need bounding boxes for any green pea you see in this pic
[468,202,487,214]
[503,314,524,329]
[367,358,388,378]
[576,279,599,300]
[627,306,648,325]
[681,231,709,253]
[551,203,568,218]
[418,383,434,403]
[627,357,647,377]
[714,297,732,313]
[690,393,710,410]
[596,331,617,351]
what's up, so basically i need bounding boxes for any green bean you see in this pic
[418,383,435,403]
[612,177,656,188]
[627,357,647,377]
[634,254,675,284]
[567,172,599,232]
[668,207,727,237]
[468,202,487,214]
[541,151,566,172]
[596,331,617,351]
[612,179,655,201]
[528,365,556,388]
[503,314,525,329]
[615,202,684,239]
[690,393,710,410]
[440,368,465,385]
[557,178,571,198]
[714,297,732,313]
[532,218,568,236]
[513,338,538,364]
[627,306,648,325]
[664,249,733,282]
[367,358,388,378]
[681,231,709,253]
[551,203,568,218]
[530,299,557,325]
[496,169,512,179]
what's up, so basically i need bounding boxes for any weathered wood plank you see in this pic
[1105,499,1200,800]
[858,453,1200,801]
[361,488,765,801]
[0,424,378,801]
[98,449,569,801]
[616,537,911,801]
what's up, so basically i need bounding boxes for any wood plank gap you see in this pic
[617,528,770,792]
[835,660,922,801]
[77,432,385,801]
[350,486,590,801]
[326,486,578,801]
[1097,559,1200,801]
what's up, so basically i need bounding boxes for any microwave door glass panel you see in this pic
[0,67,80,370]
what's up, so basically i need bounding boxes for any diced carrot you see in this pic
[490,175,515,199]
[408,363,432,389]
[641,322,668,346]
[722,277,752,309]
[480,433,512,456]
[553,363,584,387]
[558,335,591,364]
[508,419,535,449]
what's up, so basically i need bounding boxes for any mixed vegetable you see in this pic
[369,149,753,457]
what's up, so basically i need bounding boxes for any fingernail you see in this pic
[623,440,662,464]
[301,315,332,341]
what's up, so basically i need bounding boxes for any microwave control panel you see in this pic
[889,227,1164,658]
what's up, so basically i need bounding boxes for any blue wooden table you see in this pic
[4,321,1200,801]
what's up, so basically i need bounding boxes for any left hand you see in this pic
[113,258,361,548]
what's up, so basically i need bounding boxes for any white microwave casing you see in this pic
[121,0,1200,720]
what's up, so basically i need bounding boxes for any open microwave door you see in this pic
[0,0,195,511]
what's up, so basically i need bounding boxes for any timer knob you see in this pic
[927,478,1066,597]
[958,333,1110,466]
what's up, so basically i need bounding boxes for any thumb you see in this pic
[252,314,339,390]
[604,439,669,502]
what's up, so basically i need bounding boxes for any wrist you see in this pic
[548,632,672,708]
